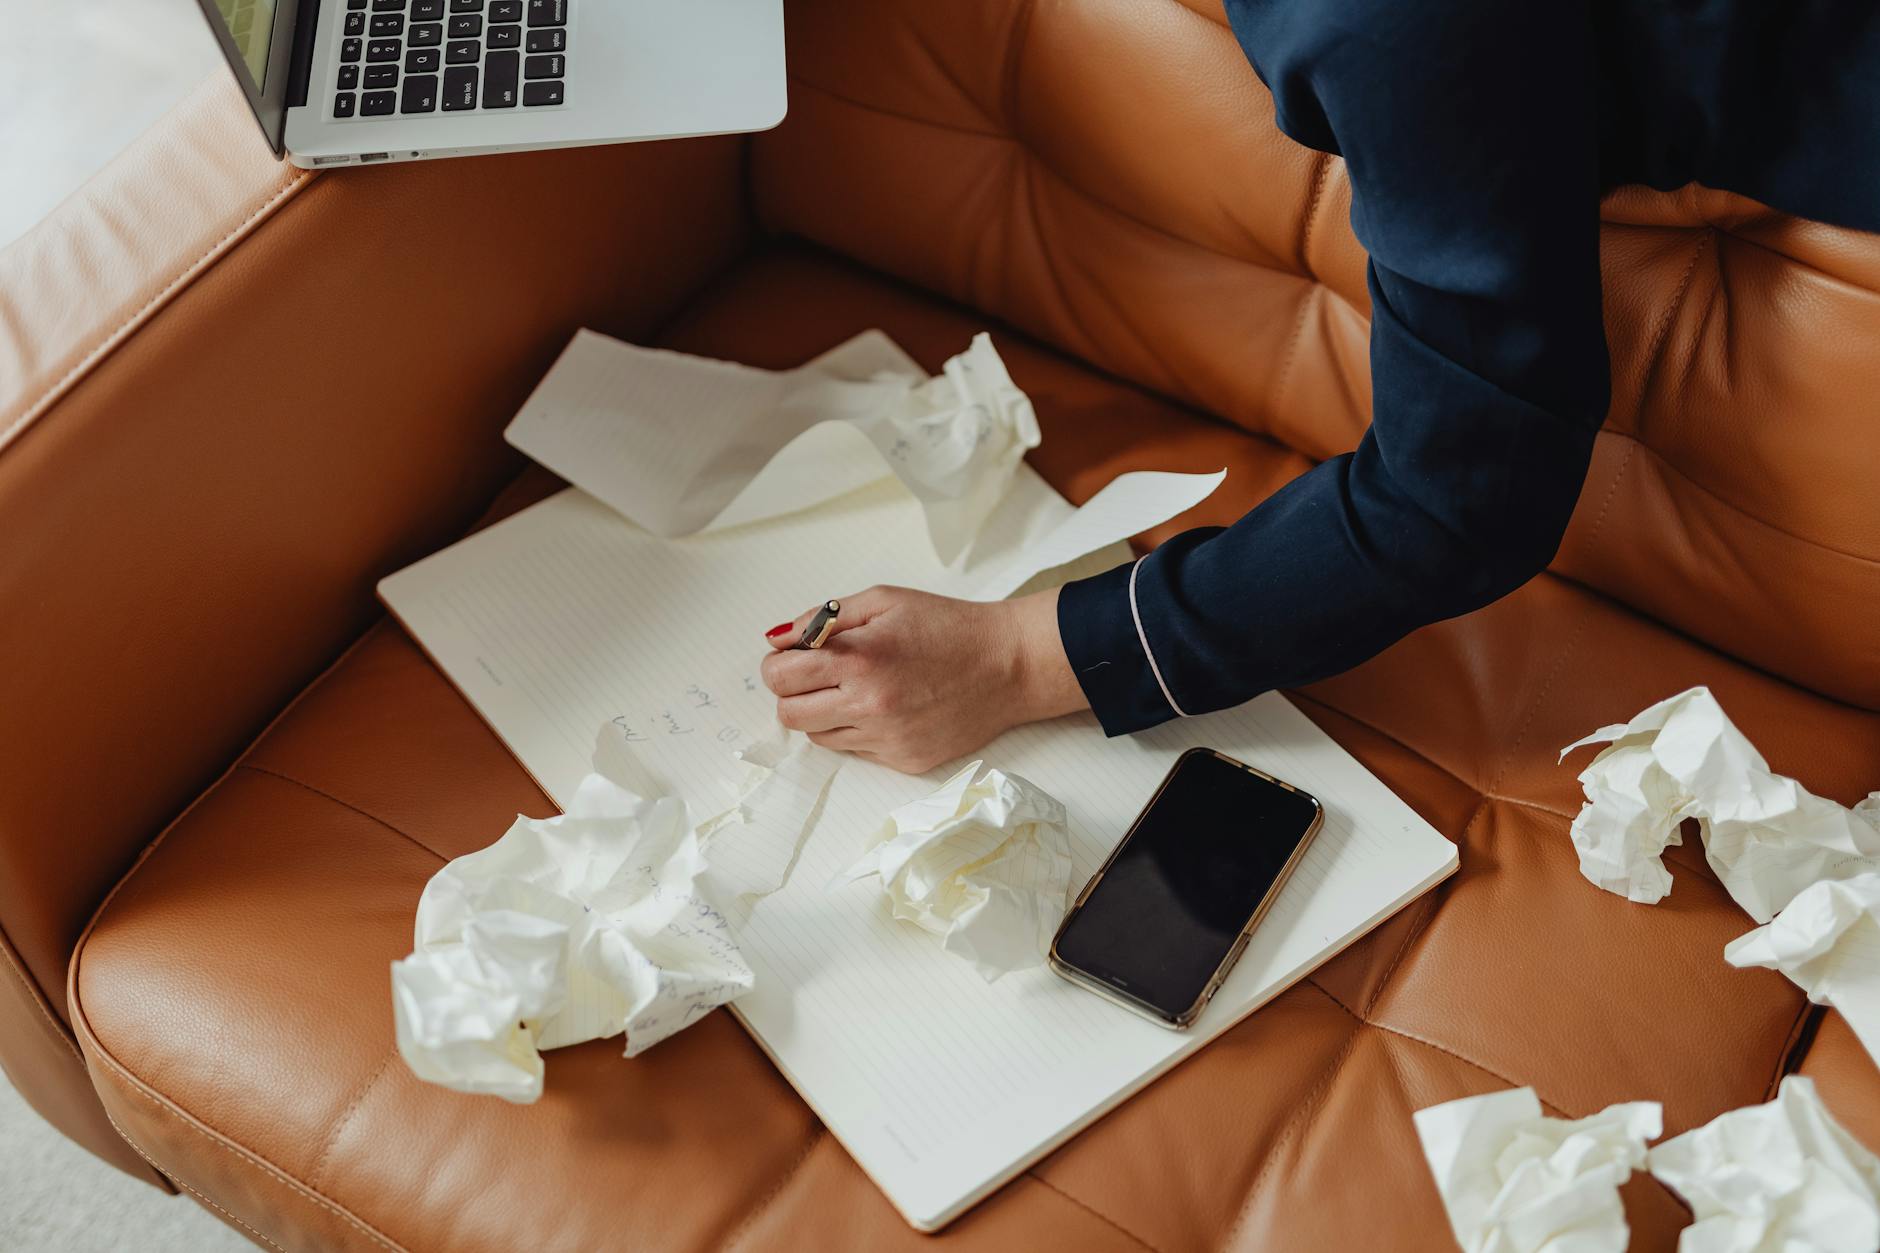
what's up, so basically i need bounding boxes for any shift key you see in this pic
[443,65,478,110]
[482,50,519,107]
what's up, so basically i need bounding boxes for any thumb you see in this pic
[761,587,894,651]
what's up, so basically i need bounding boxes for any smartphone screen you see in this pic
[1051,749,1323,1026]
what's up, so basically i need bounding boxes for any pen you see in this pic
[796,599,841,650]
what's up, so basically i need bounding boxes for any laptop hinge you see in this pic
[287,0,320,109]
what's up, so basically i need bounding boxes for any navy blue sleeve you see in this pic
[1058,0,1612,735]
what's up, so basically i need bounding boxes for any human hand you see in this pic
[758,586,1088,773]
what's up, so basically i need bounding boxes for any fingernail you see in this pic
[765,622,794,638]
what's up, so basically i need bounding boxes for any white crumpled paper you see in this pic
[1559,687,1880,922]
[1413,1086,1662,1253]
[390,772,752,1103]
[507,328,1038,566]
[1726,873,1880,1072]
[1647,1076,1880,1253]
[694,728,844,902]
[835,761,1072,980]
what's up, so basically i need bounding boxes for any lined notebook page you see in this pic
[381,484,1456,1231]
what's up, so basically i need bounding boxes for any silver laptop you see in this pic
[195,0,786,168]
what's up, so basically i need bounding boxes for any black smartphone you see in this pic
[1048,748,1324,1029]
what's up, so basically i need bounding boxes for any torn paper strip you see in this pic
[1647,1076,1880,1253]
[1413,1086,1662,1253]
[1725,872,1880,1070]
[1559,687,1880,920]
[835,761,1072,980]
[391,772,752,1103]
[505,328,1036,564]
[695,729,844,902]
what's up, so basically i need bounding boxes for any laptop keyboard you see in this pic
[332,0,568,120]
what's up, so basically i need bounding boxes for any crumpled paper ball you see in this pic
[391,772,753,1103]
[1413,1085,1662,1253]
[836,760,1071,980]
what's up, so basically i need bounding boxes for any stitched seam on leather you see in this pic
[238,764,449,865]
[98,1103,287,1252]
[720,1127,824,1252]
[1632,230,1713,445]
[85,1048,404,1252]
[1269,152,1331,421]
[306,1052,398,1193]
[0,170,314,455]
[0,920,83,1066]
[1302,979,1569,1118]
[999,0,1040,133]
[1361,797,1485,1020]
[1022,1171,1160,1253]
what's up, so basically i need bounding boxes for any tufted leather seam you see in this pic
[238,764,449,866]
[784,75,1324,287]
[306,1051,399,1193]
[98,1103,286,1252]
[81,1038,405,1250]
[999,0,1040,133]
[1022,1171,1160,1252]
[720,1127,825,1252]
[1362,797,1486,1019]
[0,169,314,455]
[1302,979,1570,1117]
[0,919,84,1066]
[1632,230,1713,443]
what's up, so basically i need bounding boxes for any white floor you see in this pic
[4,0,220,248]
[1,9,256,1249]
[0,1069,251,1251]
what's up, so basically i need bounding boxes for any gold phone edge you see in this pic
[1047,747,1327,1031]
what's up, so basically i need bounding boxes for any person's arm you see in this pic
[757,0,1613,770]
[1062,0,1612,733]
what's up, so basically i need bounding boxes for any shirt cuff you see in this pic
[1056,555,1185,737]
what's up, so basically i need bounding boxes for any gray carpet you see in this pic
[0,1070,252,1252]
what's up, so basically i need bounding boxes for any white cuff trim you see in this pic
[1127,555,1187,718]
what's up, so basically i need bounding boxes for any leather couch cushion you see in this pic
[73,247,1880,1251]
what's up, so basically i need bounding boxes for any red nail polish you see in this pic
[765,622,794,638]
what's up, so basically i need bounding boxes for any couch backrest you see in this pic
[752,0,1880,710]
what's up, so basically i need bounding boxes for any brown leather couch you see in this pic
[5,2,1878,1248]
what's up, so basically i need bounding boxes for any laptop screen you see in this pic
[209,0,280,88]
[195,0,302,154]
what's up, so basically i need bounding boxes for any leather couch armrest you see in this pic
[0,74,749,1179]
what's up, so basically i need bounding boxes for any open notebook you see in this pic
[381,473,1457,1231]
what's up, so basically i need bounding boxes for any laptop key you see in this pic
[341,37,363,61]
[369,13,403,34]
[489,23,520,48]
[338,64,360,89]
[334,92,357,118]
[490,0,523,20]
[442,65,479,110]
[405,47,441,71]
[524,27,563,52]
[412,0,444,16]
[523,53,563,79]
[371,0,403,9]
[526,0,565,28]
[348,0,367,8]
[366,39,399,61]
[402,74,439,113]
[448,14,482,36]
[361,90,397,115]
[409,22,442,46]
[364,64,399,88]
[344,11,365,35]
[449,0,484,9]
[446,39,481,64]
[483,50,519,107]
[522,80,563,106]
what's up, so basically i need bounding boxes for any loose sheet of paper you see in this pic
[380,478,1457,1230]
[1413,1086,1661,1253]
[1647,1076,1880,1253]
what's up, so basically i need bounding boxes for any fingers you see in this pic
[760,647,842,697]
[777,689,856,734]
[807,727,873,753]
[760,586,901,652]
